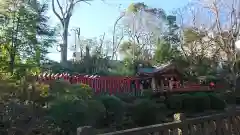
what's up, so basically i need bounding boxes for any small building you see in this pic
[137,63,183,92]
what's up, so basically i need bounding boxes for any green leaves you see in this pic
[127,3,138,13]
[0,0,56,75]
[127,2,166,19]
[153,39,181,64]
[183,28,205,44]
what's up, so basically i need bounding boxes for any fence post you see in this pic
[77,126,96,135]
[173,113,186,135]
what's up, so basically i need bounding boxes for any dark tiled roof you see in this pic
[137,63,175,75]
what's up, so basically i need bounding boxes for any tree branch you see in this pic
[51,0,63,24]
[74,0,93,5]
[56,0,65,18]
[112,13,125,59]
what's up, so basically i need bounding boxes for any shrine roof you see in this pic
[137,63,177,76]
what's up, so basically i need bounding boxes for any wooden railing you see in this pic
[77,108,240,135]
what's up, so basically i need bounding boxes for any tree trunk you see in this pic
[61,22,69,66]
[9,53,15,74]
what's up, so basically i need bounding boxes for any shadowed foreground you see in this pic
[78,107,240,135]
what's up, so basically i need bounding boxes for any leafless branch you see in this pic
[99,32,105,50]
[111,12,125,59]
[74,0,92,5]
[51,0,63,24]
[56,0,65,17]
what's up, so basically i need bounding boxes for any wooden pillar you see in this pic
[161,79,164,90]
[173,113,186,135]
[169,77,173,90]
[151,77,156,91]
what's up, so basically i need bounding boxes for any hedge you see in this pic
[182,94,196,112]
[166,92,225,112]
[98,95,125,126]
[166,94,183,111]
[208,93,226,110]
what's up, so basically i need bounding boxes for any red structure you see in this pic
[37,63,221,95]
[137,63,216,93]
[37,73,141,95]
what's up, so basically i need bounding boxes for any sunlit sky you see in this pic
[46,0,189,62]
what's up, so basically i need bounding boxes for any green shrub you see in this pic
[182,94,196,111]
[49,80,70,93]
[98,95,125,126]
[49,100,89,132]
[236,97,240,104]
[116,94,137,103]
[49,80,94,101]
[166,94,183,110]
[131,99,158,126]
[69,83,94,100]
[166,92,225,112]
[154,102,168,122]
[142,89,154,98]
[191,92,211,112]
[85,100,106,127]
[154,102,167,112]
[49,99,106,132]
[223,91,235,104]
[209,93,226,110]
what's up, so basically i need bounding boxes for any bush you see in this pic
[182,94,196,111]
[69,83,94,100]
[236,96,240,104]
[29,82,53,105]
[168,92,216,112]
[49,100,89,133]
[166,94,183,110]
[0,102,58,135]
[142,89,154,98]
[85,100,106,127]
[98,95,125,126]
[154,102,168,122]
[116,94,137,103]
[209,93,226,110]
[131,99,158,126]
[49,80,94,101]
[191,92,211,112]
[223,91,235,104]
[49,99,106,133]
[49,80,70,93]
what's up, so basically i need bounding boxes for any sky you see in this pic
[46,0,189,62]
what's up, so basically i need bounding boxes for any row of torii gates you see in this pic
[36,62,219,95]
[37,73,142,94]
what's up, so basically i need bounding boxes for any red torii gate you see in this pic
[37,73,141,95]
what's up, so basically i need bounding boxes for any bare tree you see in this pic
[78,34,110,57]
[176,0,240,90]
[95,32,106,55]
[120,3,167,61]
[111,12,125,60]
[175,3,220,65]
[51,0,91,65]
[201,0,240,90]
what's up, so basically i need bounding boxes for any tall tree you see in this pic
[176,0,240,88]
[200,0,240,89]
[121,3,179,62]
[153,39,181,64]
[51,0,92,66]
[0,0,56,73]
[123,3,166,53]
